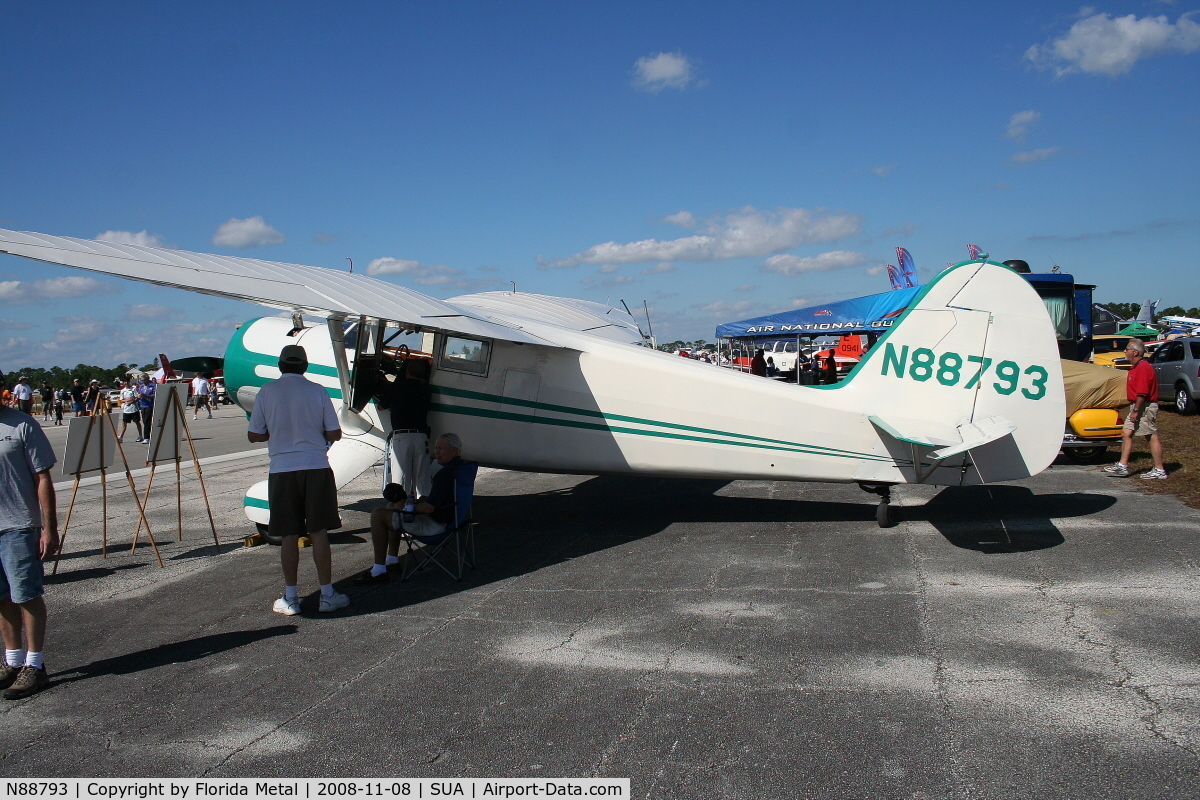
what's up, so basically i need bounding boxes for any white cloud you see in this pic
[0,319,30,331]
[597,264,621,274]
[865,265,887,276]
[0,276,116,304]
[313,232,337,244]
[94,230,172,248]
[541,206,862,269]
[663,210,696,227]
[1011,147,1061,163]
[632,51,695,92]
[1026,12,1200,76]
[366,256,464,282]
[366,257,423,276]
[733,284,756,292]
[763,250,868,276]
[872,164,897,177]
[1006,110,1041,142]
[211,216,285,248]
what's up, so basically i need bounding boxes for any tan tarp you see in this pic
[1062,359,1128,416]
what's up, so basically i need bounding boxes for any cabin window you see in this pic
[438,335,491,376]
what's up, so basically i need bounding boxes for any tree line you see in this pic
[1,362,156,390]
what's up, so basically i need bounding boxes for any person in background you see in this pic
[823,354,838,385]
[68,379,85,417]
[136,375,156,444]
[83,380,100,415]
[750,349,768,377]
[1104,339,1168,479]
[118,380,143,443]
[11,378,33,415]
[190,372,213,421]
[51,388,64,426]
[765,356,778,377]
[39,382,52,421]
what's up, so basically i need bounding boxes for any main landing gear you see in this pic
[858,482,898,528]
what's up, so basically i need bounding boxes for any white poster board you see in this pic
[146,383,187,463]
[62,416,117,475]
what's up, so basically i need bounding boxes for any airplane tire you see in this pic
[256,522,282,546]
[876,501,896,528]
[1063,446,1110,464]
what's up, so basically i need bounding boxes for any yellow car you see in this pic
[1091,335,1135,369]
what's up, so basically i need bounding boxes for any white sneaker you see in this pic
[1140,468,1168,480]
[318,591,349,612]
[193,415,198,420]
[272,597,301,616]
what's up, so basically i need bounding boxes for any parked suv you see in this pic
[1149,336,1200,415]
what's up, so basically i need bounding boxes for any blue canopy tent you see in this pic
[715,286,921,341]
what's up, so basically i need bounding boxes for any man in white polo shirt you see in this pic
[247,345,347,614]
[190,373,213,421]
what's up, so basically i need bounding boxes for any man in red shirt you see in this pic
[1104,339,1167,478]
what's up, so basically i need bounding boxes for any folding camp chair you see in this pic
[399,462,478,581]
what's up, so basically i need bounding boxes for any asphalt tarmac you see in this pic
[2,421,1198,799]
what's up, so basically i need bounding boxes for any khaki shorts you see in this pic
[1123,402,1158,436]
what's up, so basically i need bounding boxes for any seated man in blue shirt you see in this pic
[355,433,465,584]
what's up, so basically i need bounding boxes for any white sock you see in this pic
[6,649,26,668]
[320,583,335,597]
[385,554,401,565]
[284,585,298,601]
[370,564,388,577]
[25,651,43,669]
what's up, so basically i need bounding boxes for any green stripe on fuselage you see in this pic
[429,400,896,463]
[430,385,883,461]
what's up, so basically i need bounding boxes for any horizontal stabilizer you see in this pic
[869,414,1016,461]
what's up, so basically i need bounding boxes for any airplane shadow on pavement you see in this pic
[340,475,1117,615]
[911,484,1115,553]
[50,625,298,687]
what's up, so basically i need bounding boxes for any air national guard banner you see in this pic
[715,286,922,340]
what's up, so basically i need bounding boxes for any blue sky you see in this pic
[2,0,1198,370]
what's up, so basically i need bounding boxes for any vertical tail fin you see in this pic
[158,353,177,379]
[844,261,1064,485]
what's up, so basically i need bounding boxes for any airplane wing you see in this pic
[448,291,645,345]
[0,228,556,346]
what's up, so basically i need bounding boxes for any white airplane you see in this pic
[0,229,1065,527]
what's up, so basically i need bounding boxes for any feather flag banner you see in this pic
[895,247,917,288]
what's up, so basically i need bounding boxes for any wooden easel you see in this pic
[54,395,160,573]
[130,384,220,553]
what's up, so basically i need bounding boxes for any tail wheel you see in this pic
[876,501,897,528]
[1063,446,1111,464]
[1177,385,1195,415]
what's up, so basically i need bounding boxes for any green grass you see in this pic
[1120,406,1199,509]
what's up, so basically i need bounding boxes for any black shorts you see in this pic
[123,411,139,423]
[268,468,342,537]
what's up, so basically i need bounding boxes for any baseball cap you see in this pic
[279,344,309,366]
